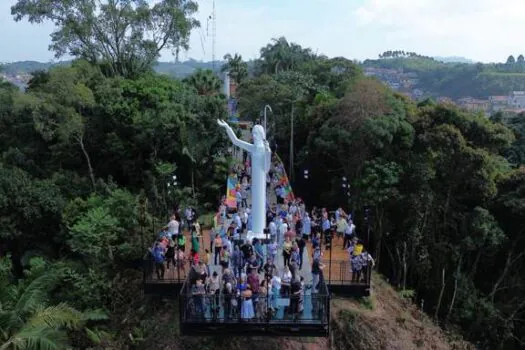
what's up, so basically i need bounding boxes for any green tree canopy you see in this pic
[12,0,200,77]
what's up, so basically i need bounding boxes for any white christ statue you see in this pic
[217,119,271,241]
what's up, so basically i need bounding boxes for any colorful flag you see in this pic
[273,154,294,201]
[225,174,238,208]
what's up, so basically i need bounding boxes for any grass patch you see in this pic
[339,309,358,334]
[398,289,416,300]
[358,296,376,310]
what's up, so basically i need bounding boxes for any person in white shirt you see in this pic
[241,210,248,233]
[270,274,281,310]
[343,219,356,249]
[166,215,180,237]
[269,220,277,241]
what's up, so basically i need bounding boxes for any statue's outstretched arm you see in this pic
[217,119,254,153]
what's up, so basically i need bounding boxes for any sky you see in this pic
[1,0,524,63]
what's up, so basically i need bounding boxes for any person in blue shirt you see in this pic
[152,242,165,280]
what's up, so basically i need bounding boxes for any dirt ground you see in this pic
[329,274,474,350]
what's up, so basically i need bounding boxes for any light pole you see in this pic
[341,177,351,212]
[364,206,371,247]
[263,104,272,137]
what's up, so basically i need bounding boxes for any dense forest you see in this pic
[2,1,525,349]
[364,52,525,98]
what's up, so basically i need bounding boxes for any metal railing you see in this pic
[179,278,330,325]
[321,259,372,286]
[143,251,187,283]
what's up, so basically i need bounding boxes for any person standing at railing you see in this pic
[270,273,281,312]
[343,218,356,250]
[207,271,221,320]
[290,276,304,319]
[165,235,176,270]
[223,282,234,320]
[152,242,165,280]
[351,253,364,283]
[191,279,206,318]
[248,268,260,316]
[360,249,375,283]
[311,254,325,293]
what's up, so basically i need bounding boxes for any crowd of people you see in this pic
[147,153,374,321]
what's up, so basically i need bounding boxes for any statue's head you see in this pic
[252,124,266,144]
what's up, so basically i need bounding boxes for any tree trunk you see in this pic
[8,240,24,279]
[375,206,384,267]
[434,267,446,322]
[488,250,525,302]
[402,241,407,290]
[470,249,482,278]
[446,257,461,323]
[385,243,398,284]
[77,135,96,190]
[191,167,196,198]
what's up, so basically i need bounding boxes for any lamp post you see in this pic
[341,177,351,212]
[364,206,371,247]
[263,104,272,137]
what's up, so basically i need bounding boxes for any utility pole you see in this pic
[263,104,272,136]
[210,0,216,71]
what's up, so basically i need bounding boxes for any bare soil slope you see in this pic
[330,274,474,350]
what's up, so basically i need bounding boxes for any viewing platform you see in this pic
[143,231,210,296]
[320,236,372,297]
[179,277,330,337]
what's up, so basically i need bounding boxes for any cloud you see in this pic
[353,0,525,62]
[1,0,522,63]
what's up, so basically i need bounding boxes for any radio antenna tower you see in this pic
[211,0,216,70]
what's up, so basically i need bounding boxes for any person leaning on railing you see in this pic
[360,249,375,283]
[311,255,325,293]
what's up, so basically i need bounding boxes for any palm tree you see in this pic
[183,69,222,96]
[221,53,248,85]
[257,37,314,75]
[0,270,106,350]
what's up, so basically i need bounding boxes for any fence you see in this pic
[179,278,330,326]
[143,251,187,283]
[321,259,372,287]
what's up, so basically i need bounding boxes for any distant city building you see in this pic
[489,96,509,112]
[437,97,455,105]
[412,89,424,99]
[508,91,525,109]
[457,97,490,114]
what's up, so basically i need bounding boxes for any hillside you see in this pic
[0,59,222,78]
[362,57,525,98]
[330,275,473,350]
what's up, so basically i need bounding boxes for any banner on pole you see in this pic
[225,174,238,208]
[273,154,294,201]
